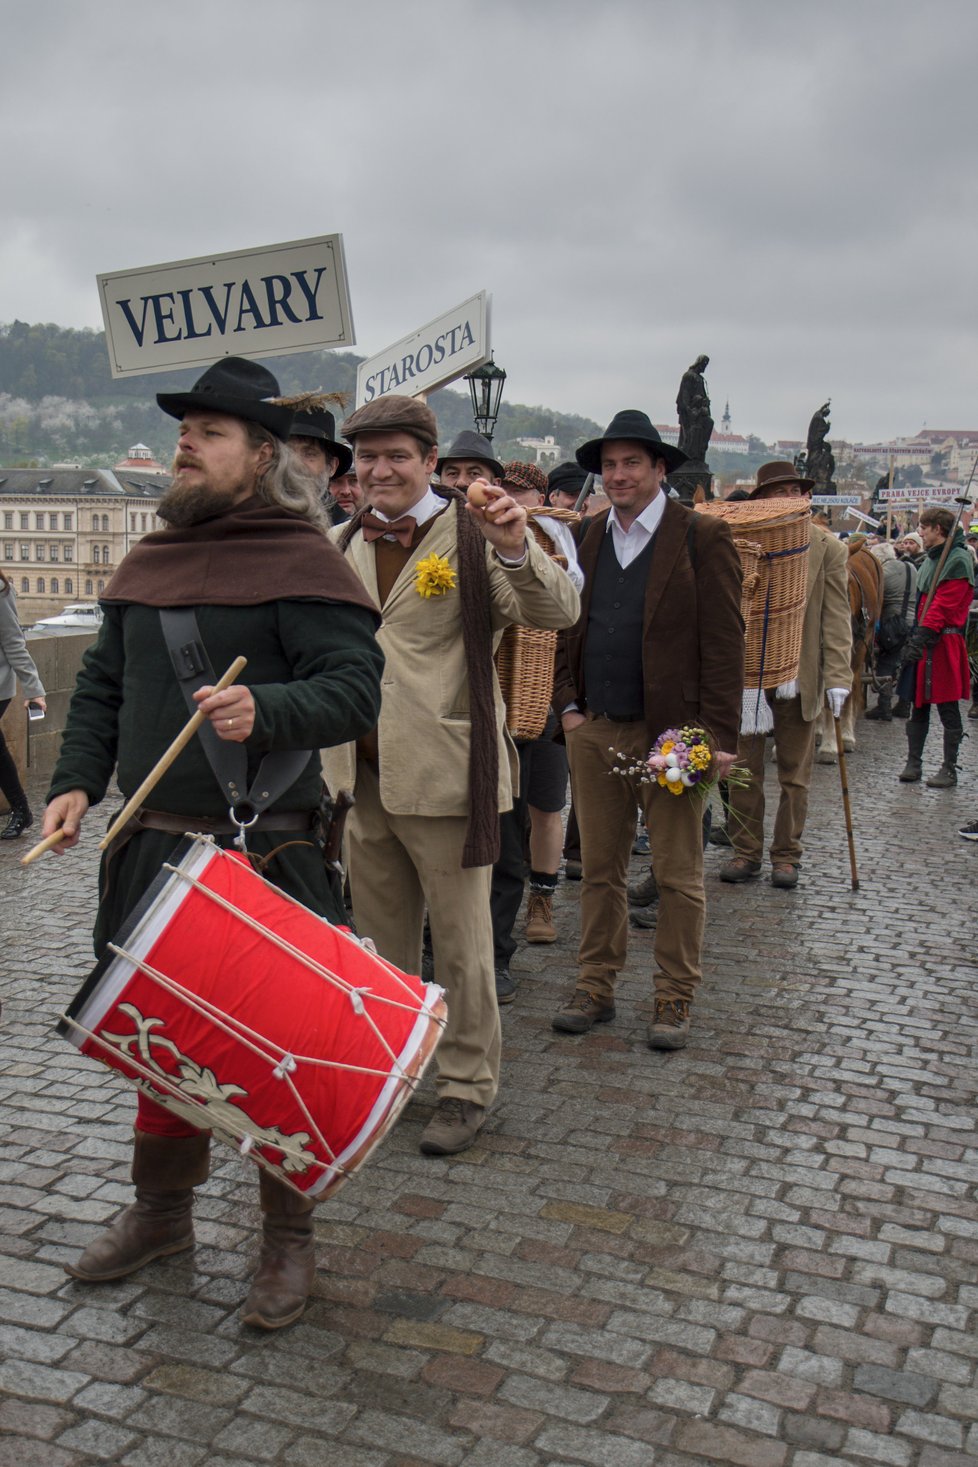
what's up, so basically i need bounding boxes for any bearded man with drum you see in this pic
[41,357,384,1329]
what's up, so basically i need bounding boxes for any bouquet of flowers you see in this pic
[612,724,742,798]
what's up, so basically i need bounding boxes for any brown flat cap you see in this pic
[342,394,438,443]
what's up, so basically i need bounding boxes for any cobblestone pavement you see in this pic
[1,718,976,1467]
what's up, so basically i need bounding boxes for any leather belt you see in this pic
[137,807,315,836]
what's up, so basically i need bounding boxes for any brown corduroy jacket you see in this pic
[552,497,744,754]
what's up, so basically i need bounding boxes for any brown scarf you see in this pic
[103,498,380,618]
[341,488,499,868]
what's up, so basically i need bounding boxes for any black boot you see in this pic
[0,805,33,840]
[899,720,927,782]
[241,1170,316,1330]
[926,731,963,789]
[865,681,893,721]
[892,698,911,719]
[65,1131,210,1281]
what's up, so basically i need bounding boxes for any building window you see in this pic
[35,512,45,530]
[20,543,29,560]
[3,513,12,530]
[21,577,29,593]
[49,544,58,562]
[103,514,110,532]
[130,513,137,531]
[50,577,59,594]
[37,577,45,593]
[102,544,110,563]
[91,514,99,532]
[35,543,44,562]
[64,514,73,530]
[3,544,12,560]
[93,546,100,565]
[142,513,149,530]
[65,578,73,594]
[97,579,105,594]
[20,513,29,530]
[64,545,73,563]
[85,579,93,595]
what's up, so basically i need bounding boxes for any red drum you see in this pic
[59,836,447,1198]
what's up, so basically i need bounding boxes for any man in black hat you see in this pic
[287,397,353,519]
[552,409,744,1049]
[437,429,505,490]
[548,460,589,512]
[719,460,851,890]
[41,356,385,1331]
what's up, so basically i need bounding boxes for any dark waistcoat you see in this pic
[582,529,656,718]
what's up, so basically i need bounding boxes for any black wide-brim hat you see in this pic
[436,429,504,480]
[157,357,295,442]
[290,408,353,476]
[576,409,688,475]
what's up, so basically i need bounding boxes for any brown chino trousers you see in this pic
[347,761,501,1111]
[566,716,705,1006]
[727,693,816,866]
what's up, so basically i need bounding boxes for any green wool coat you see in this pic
[48,599,384,951]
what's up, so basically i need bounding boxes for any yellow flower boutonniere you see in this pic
[415,552,457,598]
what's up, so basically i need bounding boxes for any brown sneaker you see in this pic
[771,863,799,889]
[719,856,762,883]
[647,997,690,1050]
[419,1098,487,1156]
[524,888,556,943]
[552,989,615,1034]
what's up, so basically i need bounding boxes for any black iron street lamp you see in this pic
[465,355,507,441]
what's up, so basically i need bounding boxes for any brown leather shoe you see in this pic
[771,863,799,889]
[552,989,616,1034]
[419,1097,487,1156]
[241,1171,316,1330]
[524,888,557,943]
[719,856,762,883]
[65,1131,209,1282]
[647,998,690,1050]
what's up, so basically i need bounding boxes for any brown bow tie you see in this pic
[361,511,417,547]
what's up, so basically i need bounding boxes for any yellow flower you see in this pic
[660,740,675,755]
[414,553,457,598]
[689,745,711,770]
[656,772,668,787]
[668,780,685,795]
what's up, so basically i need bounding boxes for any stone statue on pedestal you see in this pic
[806,401,836,495]
[671,353,715,502]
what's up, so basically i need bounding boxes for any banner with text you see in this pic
[356,292,489,406]
[878,486,958,501]
[98,235,355,378]
[811,495,862,506]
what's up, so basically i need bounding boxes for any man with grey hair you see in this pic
[42,357,385,1332]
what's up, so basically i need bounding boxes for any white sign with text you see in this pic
[811,495,862,506]
[356,292,489,406]
[98,235,355,378]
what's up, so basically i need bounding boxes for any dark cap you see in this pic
[342,394,438,445]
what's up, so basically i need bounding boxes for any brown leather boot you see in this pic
[524,887,556,943]
[65,1130,210,1282]
[241,1170,316,1330]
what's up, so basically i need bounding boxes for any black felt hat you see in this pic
[157,357,295,442]
[576,410,687,474]
[436,429,504,480]
[289,406,353,476]
[547,461,589,498]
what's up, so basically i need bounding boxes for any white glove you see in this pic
[826,688,849,718]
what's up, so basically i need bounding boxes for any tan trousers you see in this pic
[347,761,501,1109]
[566,716,705,1006]
[728,693,816,865]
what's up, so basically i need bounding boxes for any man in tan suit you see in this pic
[323,396,580,1154]
[721,461,851,890]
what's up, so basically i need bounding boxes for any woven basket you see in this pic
[697,499,812,687]
[494,514,571,741]
[732,539,762,627]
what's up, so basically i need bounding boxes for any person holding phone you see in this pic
[0,570,46,839]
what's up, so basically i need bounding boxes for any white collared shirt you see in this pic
[532,516,585,592]
[605,492,666,569]
[371,485,446,529]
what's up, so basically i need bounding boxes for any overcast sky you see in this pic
[3,0,976,444]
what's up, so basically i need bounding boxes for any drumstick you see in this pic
[20,828,70,866]
[98,655,248,852]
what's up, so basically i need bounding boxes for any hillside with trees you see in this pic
[0,321,603,470]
